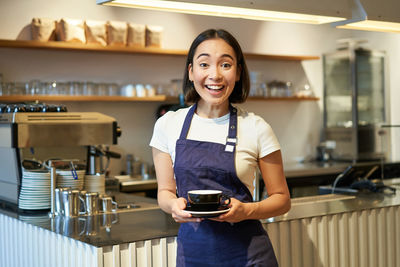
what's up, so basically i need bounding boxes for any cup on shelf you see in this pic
[155,83,169,95]
[170,79,182,97]
[120,84,136,97]
[28,79,42,95]
[0,79,167,97]
[145,84,156,96]
[44,81,59,95]
[108,83,120,96]
[58,82,69,95]
[82,81,97,96]
[135,84,147,97]
[68,81,83,95]
[97,83,109,96]
[2,82,27,95]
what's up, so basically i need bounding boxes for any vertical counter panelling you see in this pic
[1,204,399,266]
[106,205,400,267]
[114,237,177,267]
[0,213,103,267]
[264,205,400,267]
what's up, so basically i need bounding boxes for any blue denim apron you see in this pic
[174,104,278,267]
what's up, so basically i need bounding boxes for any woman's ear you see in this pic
[188,63,193,81]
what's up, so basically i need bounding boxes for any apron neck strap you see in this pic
[225,105,237,152]
[179,103,238,146]
[179,103,197,140]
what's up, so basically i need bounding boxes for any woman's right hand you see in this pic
[152,148,202,223]
[171,197,202,223]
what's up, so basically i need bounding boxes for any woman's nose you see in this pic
[208,66,222,80]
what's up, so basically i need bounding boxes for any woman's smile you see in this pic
[205,84,225,94]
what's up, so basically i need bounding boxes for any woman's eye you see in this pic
[221,63,232,68]
[199,63,209,68]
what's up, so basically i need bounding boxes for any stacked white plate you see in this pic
[19,170,51,210]
[84,174,105,194]
[18,214,50,228]
[56,170,85,190]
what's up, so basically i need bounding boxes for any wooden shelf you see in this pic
[248,96,319,101]
[0,95,172,102]
[0,39,320,61]
[0,95,319,103]
[244,53,319,61]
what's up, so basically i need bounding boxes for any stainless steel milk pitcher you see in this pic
[62,190,86,217]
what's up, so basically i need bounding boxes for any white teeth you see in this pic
[206,85,223,90]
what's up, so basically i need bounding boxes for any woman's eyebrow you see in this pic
[196,53,209,59]
[221,54,234,60]
[196,53,234,60]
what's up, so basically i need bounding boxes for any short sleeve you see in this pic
[255,117,281,158]
[149,113,170,153]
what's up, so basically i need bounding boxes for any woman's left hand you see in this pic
[210,198,250,223]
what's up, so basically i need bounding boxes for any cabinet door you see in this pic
[324,50,352,128]
[356,49,385,125]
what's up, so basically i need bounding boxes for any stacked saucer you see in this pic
[56,170,85,190]
[18,214,50,228]
[18,170,51,210]
[84,174,105,194]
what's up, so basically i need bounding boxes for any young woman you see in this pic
[150,29,291,266]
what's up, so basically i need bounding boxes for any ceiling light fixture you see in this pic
[97,0,347,25]
[332,0,400,33]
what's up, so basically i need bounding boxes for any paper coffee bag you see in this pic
[106,21,128,46]
[57,18,86,43]
[145,25,163,48]
[31,18,56,41]
[85,20,107,46]
[127,23,145,48]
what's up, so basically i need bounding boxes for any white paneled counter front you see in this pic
[1,184,400,267]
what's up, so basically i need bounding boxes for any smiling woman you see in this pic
[187,38,239,115]
[150,29,290,266]
[182,29,250,110]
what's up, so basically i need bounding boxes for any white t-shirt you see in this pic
[149,105,281,195]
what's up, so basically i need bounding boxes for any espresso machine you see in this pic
[0,105,121,209]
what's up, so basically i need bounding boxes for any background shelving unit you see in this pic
[0,39,320,61]
[0,95,319,102]
[0,39,320,102]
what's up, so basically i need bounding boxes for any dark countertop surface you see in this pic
[2,178,400,248]
[284,160,400,179]
[266,178,400,223]
[0,193,179,248]
[283,161,349,178]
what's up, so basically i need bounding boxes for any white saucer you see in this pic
[183,207,230,218]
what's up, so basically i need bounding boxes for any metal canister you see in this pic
[55,187,71,216]
[100,196,118,213]
[84,192,99,216]
[62,190,86,217]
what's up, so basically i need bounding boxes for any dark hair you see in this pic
[182,29,250,104]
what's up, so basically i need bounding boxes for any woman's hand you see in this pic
[153,148,202,223]
[171,197,203,223]
[211,198,250,223]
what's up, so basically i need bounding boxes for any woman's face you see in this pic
[188,38,240,107]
